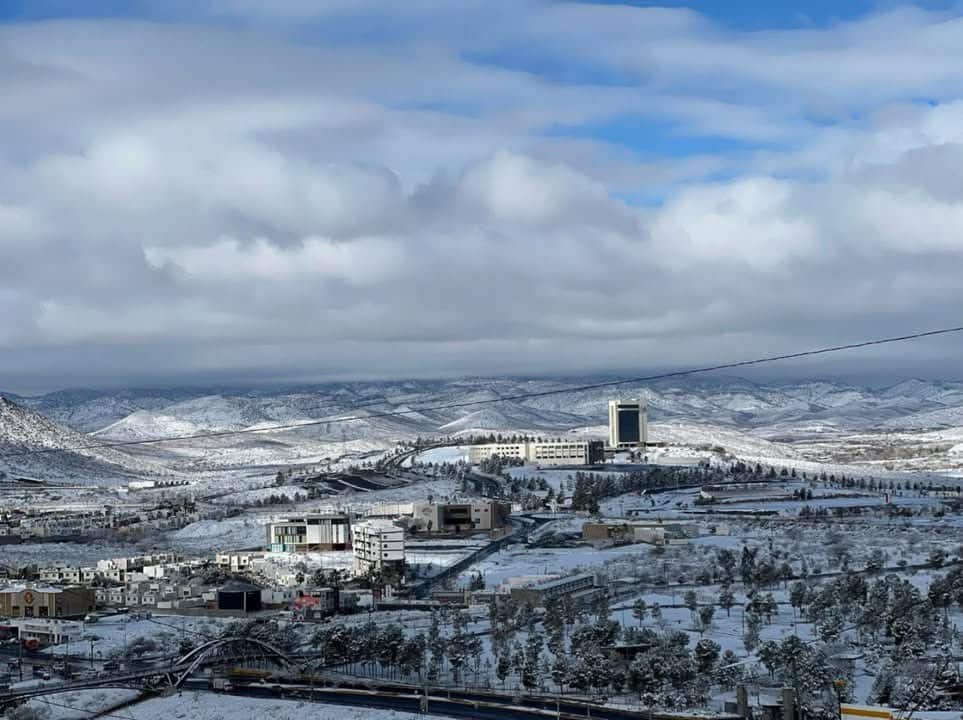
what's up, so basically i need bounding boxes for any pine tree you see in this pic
[715,649,743,690]
[698,605,715,634]
[719,584,735,617]
[693,638,720,674]
[632,598,648,623]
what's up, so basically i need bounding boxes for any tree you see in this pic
[693,638,720,675]
[521,623,544,691]
[496,653,512,689]
[718,584,735,617]
[740,546,757,586]
[551,654,571,693]
[632,598,648,624]
[743,610,762,652]
[715,649,743,690]
[684,590,698,614]
[650,602,664,627]
[818,607,844,643]
[788,581,808,617]
[468,573,485,591]
[717,549,736,581]
[698,605,715,634]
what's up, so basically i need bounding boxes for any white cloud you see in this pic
[4,4,963,388]
[144,236,406,285]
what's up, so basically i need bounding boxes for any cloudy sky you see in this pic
[3,0,963,392]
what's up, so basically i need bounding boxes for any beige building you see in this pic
[411,500,511,533]
[582,520,692,545]
[0,584,95,618]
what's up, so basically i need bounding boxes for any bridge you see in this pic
[0,636,294,705]
[2,639,745,720]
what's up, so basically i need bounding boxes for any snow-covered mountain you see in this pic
[12,376,963,441]
[0,396,164,482]
[10,376,963,480]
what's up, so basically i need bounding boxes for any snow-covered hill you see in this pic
[16,376,963,441]
[0,396,164,482]
[12,376,963,479]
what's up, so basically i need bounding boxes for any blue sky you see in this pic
[1,0,956,28]
[3,1,963,389]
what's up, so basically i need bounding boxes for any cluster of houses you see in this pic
[0,501,201,542]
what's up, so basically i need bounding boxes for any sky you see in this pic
[3,1,963,392]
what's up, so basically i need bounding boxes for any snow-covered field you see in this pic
[22,688,141,719]
[408,445,470,465]
[25,691,455,720]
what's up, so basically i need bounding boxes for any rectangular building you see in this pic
[411,500,511,533]
[0,585,95,618]
[608,399,648,449]
[352,519,405,576]
[266,513,352,552]
[10,618,84,647]
[468,439,604,467]
[509,573,597,607]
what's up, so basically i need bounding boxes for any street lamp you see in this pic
[84,634,100,669]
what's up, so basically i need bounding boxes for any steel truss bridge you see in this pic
[0,636,294,705]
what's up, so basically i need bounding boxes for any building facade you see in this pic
[509,573,598,607]
[411,500,511,533]
[608,399,648,449]
[266,513,352,552]
[468,439,605,466]
[0,585,95,618]
[352,520,405,576]
[11,619,84,647]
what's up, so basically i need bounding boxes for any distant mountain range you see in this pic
[5,376,963,481]
[6,375,963,437]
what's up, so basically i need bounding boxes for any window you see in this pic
[24,607,34,617]
[39,607,49,617]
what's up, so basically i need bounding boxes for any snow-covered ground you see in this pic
[25,691,457,720]
[45,613,232,658]
[408,445,470,465]
[167,516,269,551]
[22,688,140,719]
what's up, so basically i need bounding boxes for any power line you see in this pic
[3,324,963,460]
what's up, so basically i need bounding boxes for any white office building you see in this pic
[468,439,604,466]
[608,399,648,449]
[352,520,405,576]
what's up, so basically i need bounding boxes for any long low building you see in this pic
[468,439,605,466]
[509,573,600,607]
[582,520,695,545]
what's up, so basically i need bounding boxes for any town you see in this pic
[4,1,963,716]
[3,393,963,720]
